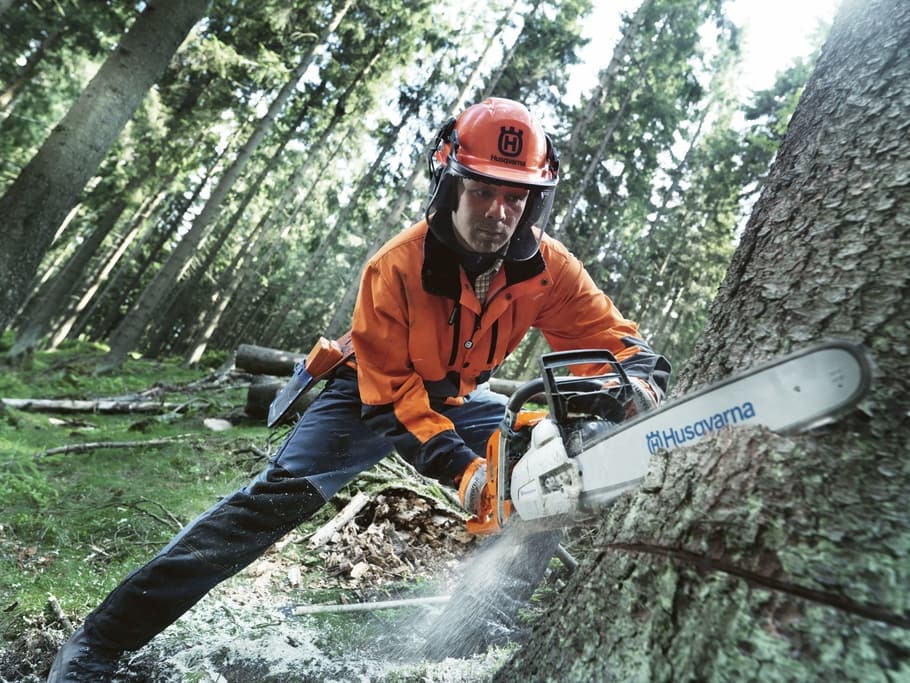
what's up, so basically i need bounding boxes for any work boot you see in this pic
[47,626,121,682]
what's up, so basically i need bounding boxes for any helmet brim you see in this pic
[447,157,557,190]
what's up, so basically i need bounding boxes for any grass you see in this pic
[0,338,273,642]
[0,335,575,680]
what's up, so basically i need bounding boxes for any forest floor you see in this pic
[0,339,575,682]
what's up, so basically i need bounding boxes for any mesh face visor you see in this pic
[426,157,558,262]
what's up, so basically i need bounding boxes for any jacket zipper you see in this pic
[449,285,508,368]
[487,320,498,364]
[447,303,461,366]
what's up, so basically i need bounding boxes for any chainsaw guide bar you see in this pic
[481,340,872,532]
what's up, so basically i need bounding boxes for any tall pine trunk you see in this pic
[0,0,206,332]
[98,0,355,371]
[496,0,909,680]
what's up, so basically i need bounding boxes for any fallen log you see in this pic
[243,375,318,422]
[234,344,305,376]
[237,350,526,418]
[236,343,531,422]
[234,344,526,395]
[2,398,181,414]
[242,375,526,423]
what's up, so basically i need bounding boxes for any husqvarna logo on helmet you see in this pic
[497,126,523,157]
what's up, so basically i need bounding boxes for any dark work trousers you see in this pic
[83,367,508,652]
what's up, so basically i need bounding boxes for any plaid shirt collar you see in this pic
[472,258,503,305]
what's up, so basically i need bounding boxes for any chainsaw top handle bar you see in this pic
[539,349,628,425]
[500,349,627,434]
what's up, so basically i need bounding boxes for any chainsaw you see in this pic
[465,339,872,535]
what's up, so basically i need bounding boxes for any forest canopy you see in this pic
[0,0,823,374]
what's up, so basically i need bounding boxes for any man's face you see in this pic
[451,177,529,253]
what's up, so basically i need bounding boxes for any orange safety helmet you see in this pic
[426,98,560,261]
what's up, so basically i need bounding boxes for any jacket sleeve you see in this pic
[535,242,671,401]
[352,259,477,485]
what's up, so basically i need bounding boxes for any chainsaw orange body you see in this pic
[465,409,548,535]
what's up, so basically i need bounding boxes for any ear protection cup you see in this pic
[427,117,456,196]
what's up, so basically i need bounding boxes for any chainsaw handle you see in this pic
[505,378,545,414]
[538,349,629,424]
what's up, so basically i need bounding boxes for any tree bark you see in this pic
[497,1,910,680]
[0,0,207,333]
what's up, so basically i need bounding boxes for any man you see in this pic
[48,97,670,680]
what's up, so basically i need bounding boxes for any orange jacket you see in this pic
[352,219,670,484]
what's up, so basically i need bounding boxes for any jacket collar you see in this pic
[422,228,546,300]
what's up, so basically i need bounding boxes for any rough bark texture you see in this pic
[496,0,910,681]
[0,0,207,332]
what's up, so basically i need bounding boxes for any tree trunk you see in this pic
[496,1,910,680]
[150,115,302,359]
[99,0,355,371]
[71,176,201,343]
[475,0,528,100]
[48,188,166,348]
[8,164,152,358]
[183,60,376,364]
[448,0,521,114]
[0,0,207,333]
[559,0,652,176]
[323,161,427,339]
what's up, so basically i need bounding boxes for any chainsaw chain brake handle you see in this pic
[538,348,630,428]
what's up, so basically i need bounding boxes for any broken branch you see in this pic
[35,434,194,458]
[2,398,181,414]
[291,595,450,616]
[47,594,74,635]
[307,491,371,549]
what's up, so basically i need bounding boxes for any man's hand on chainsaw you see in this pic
[602,376,659,420]
[627,377,658,417]
[457,457,491,518]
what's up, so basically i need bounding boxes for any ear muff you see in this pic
[427,117,456,195]
[544,133,560,181]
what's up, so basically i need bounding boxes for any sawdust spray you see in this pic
[405,522,561,662]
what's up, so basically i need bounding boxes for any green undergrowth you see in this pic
[0,336,575,675]
[0,340,275,643]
